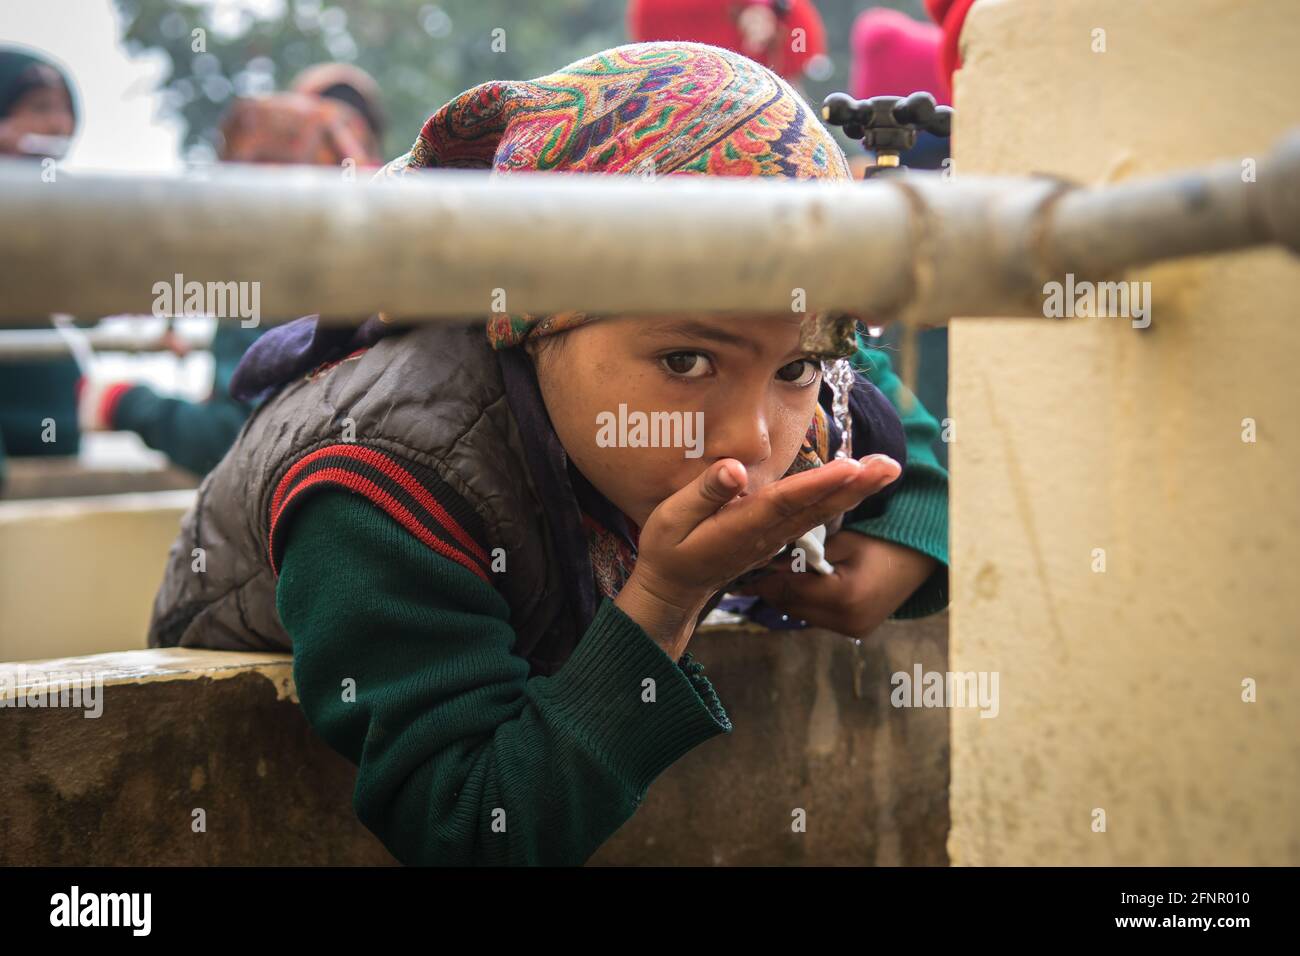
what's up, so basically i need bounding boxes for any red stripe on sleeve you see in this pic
[269,444,489,566]
[268,467,492,583]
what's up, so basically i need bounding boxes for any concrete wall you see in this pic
[948,0,1300,864]
[1,614,948,866]
[0,491,192,661]
[591,615,950,866]
[0,649,395,865]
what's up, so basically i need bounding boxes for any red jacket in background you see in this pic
[627,0,826,79]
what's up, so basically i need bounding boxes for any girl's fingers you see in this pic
[674,456,852,545]
[757,456,900,547]
[704,456,867,533]
[654,458,747,544]
[748,568,849,628]
[822,530,870,563]
[747,578,823,625]
[685,455,899,563]
[859,453,904,481]
[660,455,900,588]
[750,565,842,606]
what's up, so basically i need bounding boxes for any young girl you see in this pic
[148,41,948,865]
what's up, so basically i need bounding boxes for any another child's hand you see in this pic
[735,533,938,640]
[615,454,901,659]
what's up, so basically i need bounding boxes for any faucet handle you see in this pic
[822,91,953,176]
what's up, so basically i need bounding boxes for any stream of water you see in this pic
[823,357,855,460]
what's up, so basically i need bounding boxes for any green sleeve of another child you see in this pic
[845,336,950,619]
[112,386,252,477]
[111,324,266,476]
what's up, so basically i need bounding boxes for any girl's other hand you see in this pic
[735,533,938,640]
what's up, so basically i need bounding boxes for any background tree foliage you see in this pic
[115,0,925,163]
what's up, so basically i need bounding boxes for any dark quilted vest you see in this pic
[146,322,578,675]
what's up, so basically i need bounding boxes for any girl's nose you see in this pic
[710,407,771,469]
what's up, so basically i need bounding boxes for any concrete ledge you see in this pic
[0,648,395,865]
[0,457,197,501]
[593,614,950,866]
[0,614,948,866]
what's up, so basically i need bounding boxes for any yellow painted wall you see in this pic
[948,0,1300,864]
[0,492,192,661]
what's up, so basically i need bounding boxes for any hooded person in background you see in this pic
[0,46,81,490]
[0,46,75,158]
[77,69,386,478]
[290,61,388,158]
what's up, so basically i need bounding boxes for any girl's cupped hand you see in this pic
[613,454,901,660]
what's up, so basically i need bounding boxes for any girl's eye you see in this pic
[776,358,821,387]
[661,351,713,378]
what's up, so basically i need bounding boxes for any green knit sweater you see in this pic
[277,491,733,866]
[274,340,948,866]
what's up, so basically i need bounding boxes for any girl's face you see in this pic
[530,314,823,527]
[1,70,75,155]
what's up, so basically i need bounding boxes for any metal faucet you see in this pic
[822,91,953,178]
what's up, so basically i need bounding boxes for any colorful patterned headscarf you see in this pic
[382,42,857,600]
[379,41,854,353]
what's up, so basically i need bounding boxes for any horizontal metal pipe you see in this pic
[1042,132,1300,279]
[0,326,213,359]
[0,131,1295,327]
[0,164,914,325]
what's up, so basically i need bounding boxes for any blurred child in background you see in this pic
[0,46,81,488]
[77,67,386,477]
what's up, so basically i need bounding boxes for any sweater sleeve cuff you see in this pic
[108,383,157,432]
[535,597,732,796]
[844,466,950,619]
[675,650,729,728]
